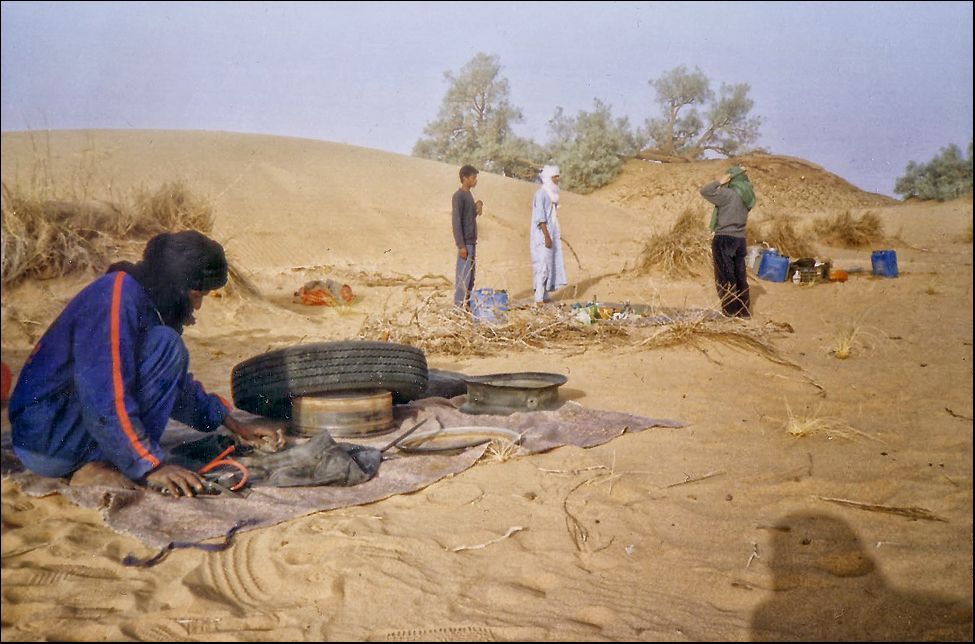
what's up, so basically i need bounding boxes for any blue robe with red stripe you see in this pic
[8,272,229,480]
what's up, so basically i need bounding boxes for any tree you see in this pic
[412,53,532,173]
[894,141,973,201]
[638,65,764,162]
[544,100,642,193]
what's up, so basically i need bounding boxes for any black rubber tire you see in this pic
[231,341,428,419]
[422,368,470,400]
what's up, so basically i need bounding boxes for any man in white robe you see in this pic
[530,165,568,304]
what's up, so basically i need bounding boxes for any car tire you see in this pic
[231,341,428,419]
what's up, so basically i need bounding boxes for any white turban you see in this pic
[541,165,560,181]
[540,165,560,203]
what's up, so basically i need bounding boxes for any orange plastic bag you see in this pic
[295,279,354,306]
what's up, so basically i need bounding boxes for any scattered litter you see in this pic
[569,301,726,327]
[295,279,355,306]
[570,300,634,324]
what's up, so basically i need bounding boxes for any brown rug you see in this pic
[1,397,687,548]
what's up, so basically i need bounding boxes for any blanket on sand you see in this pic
[1,397,687,548]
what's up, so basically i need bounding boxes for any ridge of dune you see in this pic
[586,154,899,226]
[1,130,644,287]
[1,129,903,296]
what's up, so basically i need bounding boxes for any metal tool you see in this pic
[379,418,429,453]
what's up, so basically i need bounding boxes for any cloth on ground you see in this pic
[242,432,381,487]
[170,431,382,487]
[1,397,688,548]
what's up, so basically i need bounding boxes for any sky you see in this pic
[2,1,972,197]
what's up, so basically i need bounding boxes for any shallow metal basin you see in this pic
[460,372,567,415]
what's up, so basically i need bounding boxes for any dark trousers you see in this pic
[712,235,750,317]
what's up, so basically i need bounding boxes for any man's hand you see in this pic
[458,246,469,260]
[475,200,483,216]
[539,222,553,248]
[145,464,206,498]
[718,173,732,185]
[224,414,286,453]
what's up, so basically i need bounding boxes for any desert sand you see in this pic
[1,129,972,641]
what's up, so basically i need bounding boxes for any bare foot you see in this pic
[70,461,139,490]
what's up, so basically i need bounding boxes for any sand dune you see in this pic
[1,129,972,641]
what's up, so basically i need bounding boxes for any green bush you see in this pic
[894,141,973,201]
[545,100,641,194]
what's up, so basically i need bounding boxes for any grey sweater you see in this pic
[700,181,749,238]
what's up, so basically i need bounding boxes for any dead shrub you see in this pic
[357,290,792,367]
[749,212,817,259]
[2,183,119,284]
[2,178,215,288]
[222,262,265,301]
[129,180,214,236]
[827,308,882,360]
[358,292,632,357]
[636,208,711,277]
[783,399,878,443]
[635,310,797,367]
[812,210,885,248]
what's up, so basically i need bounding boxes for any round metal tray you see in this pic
[461,372,567,415]
[396,426,523,454]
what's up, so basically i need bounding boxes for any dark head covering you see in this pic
[107,230,228,333]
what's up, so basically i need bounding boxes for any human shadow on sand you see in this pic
[750,511,973,642]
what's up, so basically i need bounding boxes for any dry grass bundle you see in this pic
[357,292,633,357]
[636,310,796,367]
[221,261,265,301]
[478,438,525,463]
[635,208,712,277]
[783,400,877,443]
[129,180,214,236]
[2,177,216,288]
[812,210,885,248]
[2,184,121,285]
[357,290,791,368]
[828,309,876,360]
[749,212,817,259]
